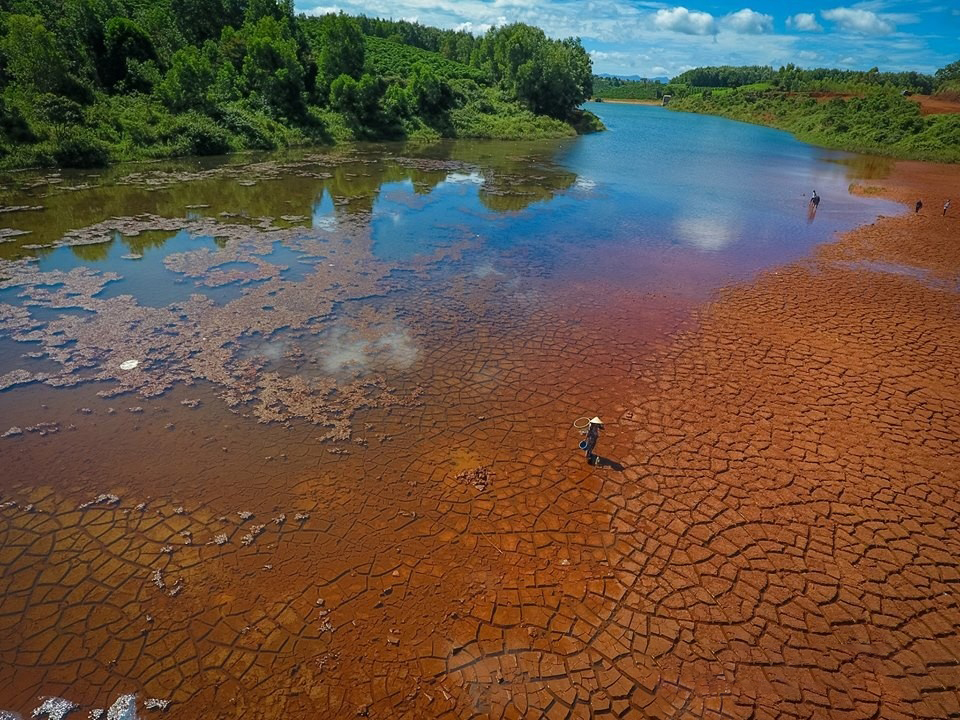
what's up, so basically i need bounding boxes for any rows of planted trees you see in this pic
[0,0,598,168]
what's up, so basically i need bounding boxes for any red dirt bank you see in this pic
[603,159,960,718]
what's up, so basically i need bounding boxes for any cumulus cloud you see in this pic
[786,12,823,31]
[721,8,773,34]
[652,6,716,35]
[821,7,895,34]
[305,5,341,15]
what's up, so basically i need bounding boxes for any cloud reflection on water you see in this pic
[319,324,419,376]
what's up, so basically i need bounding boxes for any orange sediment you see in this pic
[1,160,959,718]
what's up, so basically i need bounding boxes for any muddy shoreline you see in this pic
[1,155,958,718]
[610,158,960,718]
[594,98,663,106]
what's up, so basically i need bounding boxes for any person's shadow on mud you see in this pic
[591,455,625,472]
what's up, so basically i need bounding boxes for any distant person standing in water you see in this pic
[810,190,820,209]
[915,200,923,213]
[945,199,952,216]
[584,417,603,466]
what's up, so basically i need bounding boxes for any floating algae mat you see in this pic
[0,109,905,716]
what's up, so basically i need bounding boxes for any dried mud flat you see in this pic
[1,159,959,719]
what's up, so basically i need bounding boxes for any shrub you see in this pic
[161,112,232,156]
[52,127,110,167]
[218,103,283,149]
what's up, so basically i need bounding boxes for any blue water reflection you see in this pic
[359,103,899,287]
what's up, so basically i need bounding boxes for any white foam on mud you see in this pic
[30,698,76,720]
[105,694,137,720]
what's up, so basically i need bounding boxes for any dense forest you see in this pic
[593,61,960,162]
[0,0,599,169]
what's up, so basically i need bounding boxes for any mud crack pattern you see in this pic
[1,159,959,719]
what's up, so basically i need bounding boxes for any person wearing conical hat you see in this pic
[584,417,603,466]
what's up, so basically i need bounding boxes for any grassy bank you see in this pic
[669,87,960,163]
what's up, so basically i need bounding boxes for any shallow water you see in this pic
[0,105,902,716]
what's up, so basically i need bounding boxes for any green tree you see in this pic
[241,16,304,116]
[484,24,591,119]
[36,92,83,138]
[410,62,452,115]
[102,17,157,89]
[356,72,385,123]
[158,45,216,111]
[329,73,359,115]
[0,14,70,94]
[245,0,294,25]
[382,82,412,124]
[170,0,230,46]
[935,60,960,92]
[316,14,364,92]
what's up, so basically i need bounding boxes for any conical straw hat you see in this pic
[590,417,603,425]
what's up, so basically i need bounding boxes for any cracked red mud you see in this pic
[1,159,959,719]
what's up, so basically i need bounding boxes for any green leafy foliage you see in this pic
[671,87,960,163]
[241,16,304,116]
[364,36,486,83]
[312,14,365,92]
[159,46,215,112]
[592,77,693,101]
[0,3,598,169]
[479,24,591,119]
[673,64,935,94]
[52,126,109,167]
[159,111,232,156]
[0,14,72,95]
[935,59,960,94]
[102,17,157,89]
[410,63,453,115]
[36,93,82,136]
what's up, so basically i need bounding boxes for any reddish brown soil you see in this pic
[909,94,960,115]
[1,162,959,718]
[799,92,960,116]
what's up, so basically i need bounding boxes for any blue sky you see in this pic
[295,0,960,78]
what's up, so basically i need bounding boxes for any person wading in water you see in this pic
[584,417,603,466]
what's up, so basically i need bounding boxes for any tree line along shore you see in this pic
[2,0,957,171]
[0,0,600,170]
[594,63,960,163]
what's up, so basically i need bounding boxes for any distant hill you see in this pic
[596,73,669,84]
[592,75,679,101]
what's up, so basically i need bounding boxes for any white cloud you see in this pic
[786,12,823,31]
[455,20,496,33]
[821,7,895,34]
[675,216,737,250]
[306,5,341,15]
[722,8,773,34]
[294,0,945,76]
[652,6,716,35]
